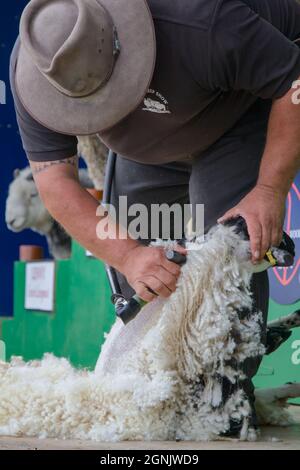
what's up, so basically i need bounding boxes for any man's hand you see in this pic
[218,73,300,264]
[120,245,187,302]
[219,75,300,264]
[218,184,286,263]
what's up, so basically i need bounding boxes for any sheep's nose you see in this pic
[8,219,16,227]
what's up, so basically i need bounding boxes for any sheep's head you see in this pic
[5,167,53,235]
[222,217,295,274]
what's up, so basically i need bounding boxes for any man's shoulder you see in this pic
[147,0,222,31]
[149,0,300,32]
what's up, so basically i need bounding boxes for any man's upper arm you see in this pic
[9,39,78,163]
[208,0,300,99]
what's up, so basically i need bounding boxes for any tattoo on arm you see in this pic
[31,155,78,175]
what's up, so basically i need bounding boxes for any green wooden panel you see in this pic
[1,241,115,369]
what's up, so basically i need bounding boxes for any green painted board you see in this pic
[1,241,115,369]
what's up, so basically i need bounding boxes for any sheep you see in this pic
[5,134,107,258]
[2,223,298,442]
[77,134,108,190]
[5,167,94,259]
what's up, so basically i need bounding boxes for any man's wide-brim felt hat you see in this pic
[15,0,156,135]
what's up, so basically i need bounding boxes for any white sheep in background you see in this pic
[77,134,108,190]
[0,224,299,442]
[5,167,93,259]
[5,133,107,258]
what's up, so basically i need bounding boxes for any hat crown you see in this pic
[20,0,118,97]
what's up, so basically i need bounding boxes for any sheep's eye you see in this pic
[30,193,38,198]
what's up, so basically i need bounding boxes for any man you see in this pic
[10,0,300,430]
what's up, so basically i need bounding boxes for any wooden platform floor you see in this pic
[0,407,299,450]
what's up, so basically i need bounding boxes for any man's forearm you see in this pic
[46,180,139,269]
[31,159,139,271]
[257,83,300,195]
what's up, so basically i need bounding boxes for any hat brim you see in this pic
[15,0,156,135]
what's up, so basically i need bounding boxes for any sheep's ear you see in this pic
[26,172,34,182]
[13,169,20,179]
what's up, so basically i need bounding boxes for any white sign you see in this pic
[25,261,55,312]
[0,340,5,362]
[0,80,6,105]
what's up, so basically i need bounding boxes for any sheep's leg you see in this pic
[265,311,300,355]
[255,383,300,403]
[46,223,72,260]
[255,383,300,426]
[268,310,300,330]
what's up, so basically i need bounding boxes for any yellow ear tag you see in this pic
[265,250,277,267]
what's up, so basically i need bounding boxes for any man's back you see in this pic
[11,0,300,164]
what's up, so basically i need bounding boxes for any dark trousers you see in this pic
[110,100,271,412]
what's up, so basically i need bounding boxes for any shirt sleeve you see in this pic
[9,40,78,162]
[209,0,300,99]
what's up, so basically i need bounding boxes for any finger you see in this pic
[153,267,178,292]
[150,248,180,275]
[217,209,239,224]
[246,217,262,262]
[173,244,188,255]
[135,282,157,302]
[261,221,272,259]
[143,276,172,298]
[272,228,283,247]
[160,255,182,276]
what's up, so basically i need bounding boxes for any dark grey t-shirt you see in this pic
[10,0,300,163]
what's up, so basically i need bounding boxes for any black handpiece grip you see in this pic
[117,250,187,325]
[165,250,187,266]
